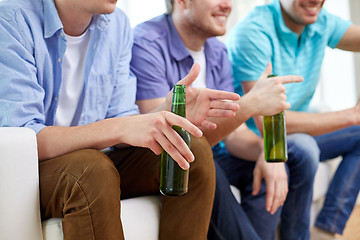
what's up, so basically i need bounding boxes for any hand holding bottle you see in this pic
[160,85,190,196]
[263,74,288,162]
[245,63,303,117]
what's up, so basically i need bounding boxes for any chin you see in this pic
[211,26,227,37]
[303,16,319,25]
[103,3,117,14]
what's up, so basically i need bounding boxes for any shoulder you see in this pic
[108,8,132,32]
[0,0,42,25]
[227,4,274,45]
[0,0,44,50]
[316,7,349,28]
[133,14,169,44]
[242,4,275,31]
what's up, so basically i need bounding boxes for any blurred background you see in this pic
[117,0,360,112]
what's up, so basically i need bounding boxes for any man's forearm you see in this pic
[285,108,357,136]
[224,124,263,161]
[36,118,123,161]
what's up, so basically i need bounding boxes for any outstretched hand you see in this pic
[166,63,240,130]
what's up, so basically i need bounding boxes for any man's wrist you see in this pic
[236,94,256,122]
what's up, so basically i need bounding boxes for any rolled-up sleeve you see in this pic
[0,14,47,134]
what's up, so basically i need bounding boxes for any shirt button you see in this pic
[60,32,64,37]
[58,57,61,62]
[54,97,58,101]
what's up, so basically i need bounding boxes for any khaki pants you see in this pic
[39,136,215,240]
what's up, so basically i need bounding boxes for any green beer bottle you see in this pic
[263,74,288,162]
[159,84,191,196]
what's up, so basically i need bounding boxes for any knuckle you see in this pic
[144,137,155,147]
[154,117,166,128]
[148,127,158,136]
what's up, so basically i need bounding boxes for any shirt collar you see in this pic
[88,14,111,32]
[42,0,63,38]
[166,14,217,67]
[167,15,191,62]
[42,0,111,39]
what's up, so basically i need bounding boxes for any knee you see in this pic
[189,136,216,190]
[64,149,120,195]
[347,125,360,148]
[288,133,319,174]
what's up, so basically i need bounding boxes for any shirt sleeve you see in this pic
[0,13,47,134]
[106,11,139,118]
[131,34,171,101]
[216,46,235,92]
[226,22,272,94]
[324,9,352,49]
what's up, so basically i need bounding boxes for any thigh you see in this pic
[106,146,161,199]
[39,149,120,219]
[314,125,360,161]
[213,145,255,190]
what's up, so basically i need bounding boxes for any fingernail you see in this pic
[183,162,190,170]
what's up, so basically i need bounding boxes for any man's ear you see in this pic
[175,0,188,10]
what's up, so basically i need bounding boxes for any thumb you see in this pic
[252,170,261,195]
[259,62,273,80]
[177,63,200,86]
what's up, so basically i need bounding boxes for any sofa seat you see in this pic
[42,195,162,240]
[0,127,333,240]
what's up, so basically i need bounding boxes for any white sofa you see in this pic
[0,127,161,240]
[0,127,332,240]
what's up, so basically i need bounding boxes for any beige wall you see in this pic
[349,0,360,101]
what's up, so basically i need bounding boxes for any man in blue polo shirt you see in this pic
[227,0,360,239]
[130,0,311,239]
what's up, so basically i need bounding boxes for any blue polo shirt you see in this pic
[226,0,351,135]
[131,14,234,101]
[0,0,139,134]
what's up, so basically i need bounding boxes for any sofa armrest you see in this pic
[0,127,43,240]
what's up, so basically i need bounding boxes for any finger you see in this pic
[252,170,261,195]
[265,179,275,213]
[201,120,217,130]
[281,180,289,205]
[176,63,200,87]
[162,122,195,163]
[284,102,291,110]
[155,128,192,170]
[207,109,236,118]
[277,75,304,84]
[201,88,240,101]
[210,99,240,112]
[166,112,203,138]
[259,62,273,80]
[270,181,282,214]
[147,141,164,156]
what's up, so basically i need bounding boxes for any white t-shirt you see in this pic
[187,47,207,88]
[54,29,90,127]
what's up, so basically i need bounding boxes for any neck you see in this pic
[54,0,93,36]
[171,14,206,51]
[280,5,304,35]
